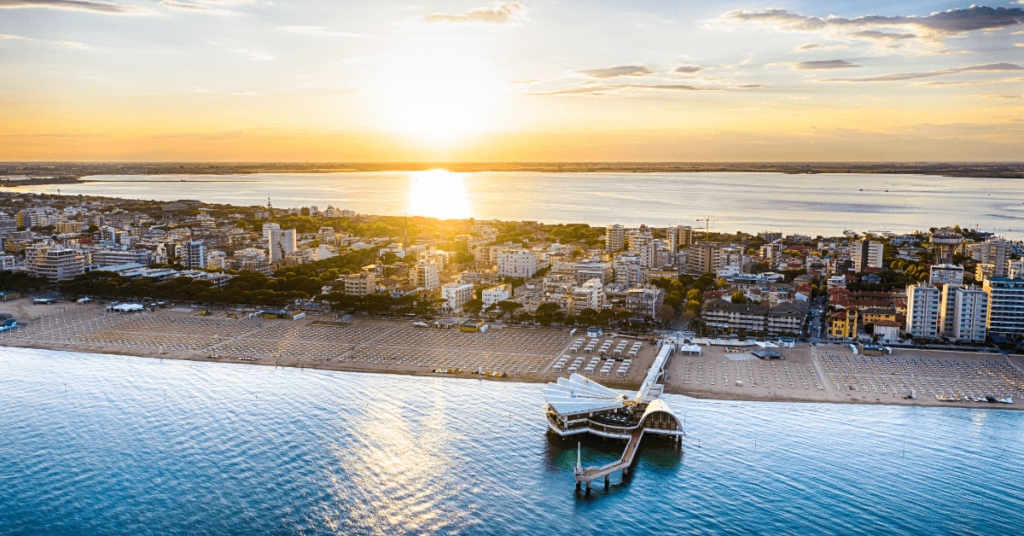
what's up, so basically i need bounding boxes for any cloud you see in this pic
[529,83,722,96]
[796,43,820,51]
[772,59,861,70]
[673,64,704,74]
[730,84,764,88]
[420,2,525,24]
[0,0,135,13]
[847,30,917,41]
[159,0,236,13]
[709,5,1024,48]
[974,94,1021,99]
[821,62,1023,82]
[278,26,368,37]
[576,65,655,78]
[1,33,91,49]
[508,79,541,85]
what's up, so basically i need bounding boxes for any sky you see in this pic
[1,0,1023,161]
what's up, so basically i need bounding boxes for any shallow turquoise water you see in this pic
[1,348,1022,535]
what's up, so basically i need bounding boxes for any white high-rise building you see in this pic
[571,278,605,315]
[983,277,1024,336]
[497,249,543,278]
[949,285,989,343]
[614,257,648,287]
[929,264,964,287]
[269,229,296,263]
[851,240,884,272]
[25,245,85,281]
[970,238,1008,278]
[605,224,625,252]
[441,281,474,313]
[414,260,440,290]
[263,222,281,242]
[482,284,511,306]
[183,240,207,269]
[906,283,941,339]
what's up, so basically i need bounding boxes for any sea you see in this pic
[11,172,1024,239]
[2,348,1023,535]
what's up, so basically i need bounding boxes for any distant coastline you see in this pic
[2,161,1024,184]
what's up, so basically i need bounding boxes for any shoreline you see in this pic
[4,337,1019,412]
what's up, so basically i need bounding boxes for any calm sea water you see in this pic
[2,347,1023,535]
[13,172,1024,239]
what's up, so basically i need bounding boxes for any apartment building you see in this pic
[414,260,440,290]
[91,248,152,267]
[970,238,1008,278]
[497,248,545,278]
[948,285,989,343]
[482,284,511,306]
[605,224,625,252]
[906,283,941,339]
[441,281,473,312]
[613,257,648,287]
[929,264,964,287]
[343,266,377,296]
[572,261,613,285]
[25,245,86,282]
[983,277,1024,336]
[851,240,884,272]
[269,229,296,263]
[624,286,666,318]
[571,278,605,315]
[183,240,207,269]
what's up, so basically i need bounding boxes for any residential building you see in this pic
[929,264,964,287]
[703,299,768,334]
[497,248,544,278]
[673,226,695,248]
[624,286,665,318]
[983,277,1024,336]
[605,224,625,252]
[25,245,86,282]
[183,240,207,269]
[685,242,722,274]
[949,285,988,343]
[613,257,648,287]
[482,284,511,306]
[441,281,473,313]
[269,229,296,263]
[571,278,605,315]
[573,261,613,285]
[829,309,858,339]
[906,283,941,339]
[766,301,808,336]
[91,248,152,267]
[970,238,1008,278]
[414,260,440,290]
[342,266,377,296]
[851,240,884,272]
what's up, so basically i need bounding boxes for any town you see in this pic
[0,190,1022,408]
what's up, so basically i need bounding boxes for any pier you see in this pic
[544,341,684,490]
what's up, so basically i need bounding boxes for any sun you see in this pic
[407,169,472,220]
[378,33,501,137]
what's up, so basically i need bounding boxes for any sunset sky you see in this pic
[2,0,1023,161]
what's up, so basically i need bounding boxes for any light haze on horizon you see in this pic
[1,0,1023,161]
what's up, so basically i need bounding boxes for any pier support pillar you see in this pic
[575,481,580,490]
[605,475,609,488]
[585,481,591,495]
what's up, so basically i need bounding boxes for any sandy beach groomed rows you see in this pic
[2,298,1021,411]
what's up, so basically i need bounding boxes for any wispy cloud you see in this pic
[575,65,655,79]
[0,0,137,13]
[159,0,237,14]
[821,62,1023,82]
[730,84,764,89]
[771,59,861,70]
[278,26,368,37]
[420,2,525,24]
[708,5,1024,51]
[529,83,722,96]
[673,64,704,74]
[796,43,820,51]
[1,33,91,49]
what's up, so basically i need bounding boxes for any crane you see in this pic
[695,217,736,241]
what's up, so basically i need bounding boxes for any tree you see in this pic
[657,304,675,325]
[730,291,747,304]
[496,300,523,319]
[464,298,484,316]
[684,300,701,316]
[686,289,704,304]
[535,302,561,316]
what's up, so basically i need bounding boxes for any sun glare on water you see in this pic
[407,170,471,220]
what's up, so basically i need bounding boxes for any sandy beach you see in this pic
[2,298,1021,411]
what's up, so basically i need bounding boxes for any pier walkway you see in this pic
[575,429,644,488]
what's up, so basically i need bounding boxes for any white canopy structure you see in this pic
[112,303,144,312]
